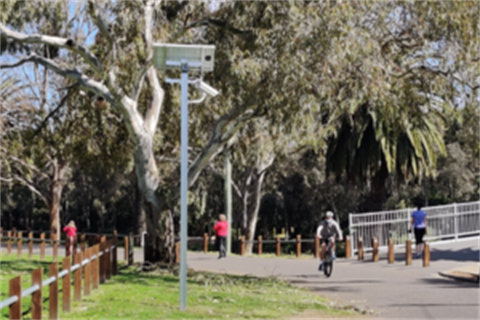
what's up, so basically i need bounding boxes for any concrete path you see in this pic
[186,238,480,320]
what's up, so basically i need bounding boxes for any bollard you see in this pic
[175,242,180,264]
[28,232,33,258]
[49,262,58,320]
[62,257,71,312]
[296,235,301,258]
[40,232,45,260]
[203,233,208,253]
[406,239,412,265]
[357,237,364,260]
[276,236,281,257]
[314,236,319,258]
[240,236,246,256]
[7,231,12,255]
[32,267,43,318]
[372,237,379,262]
[124,236,129,264]
[345,236,351,259]
[17,231,23,258]
[9,276,21,320]
[257,236,263,255]
[388,238,394,264]
[423,242,430,267]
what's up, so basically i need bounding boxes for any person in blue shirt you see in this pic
[411,205,427,258]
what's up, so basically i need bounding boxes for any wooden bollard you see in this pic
[257,236,263,255]
[40,233,45,260]
[7,231,11,255]
[17,231,22,258]
[74,252,82,301]
[203,233,208,253]
[423,242,430,267]
[296,235,301,258]
[314,236,319,258]
[9,276,21,320]
[84,247,91,296]
[388,238,394,264]
[345,236,351,259]
[372,237,379,262]
[113,231,118,275]
[62,257,71,312]
[49,262,58,319]
[240,236,246,256]
[276,236,281,256]
[357,237,364,260]
[175,242,180,264]
[124,236,129,264]
[406,239,412,265]
[28,232,33,258]
[52,233,58,261]
[32,267,43,318]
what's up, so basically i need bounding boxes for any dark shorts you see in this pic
[321,236,334,245]
[414,227,426,244]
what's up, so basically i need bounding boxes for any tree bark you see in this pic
[49,160,67,234]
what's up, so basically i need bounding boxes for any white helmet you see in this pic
[326,211,334,218]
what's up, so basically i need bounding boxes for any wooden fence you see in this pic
[0,233,119,320]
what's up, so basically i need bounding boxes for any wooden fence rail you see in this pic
[0,235,117,320]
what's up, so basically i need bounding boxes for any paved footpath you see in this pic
[186,238,480,320]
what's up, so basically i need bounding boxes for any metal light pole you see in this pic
[179,61,189,310]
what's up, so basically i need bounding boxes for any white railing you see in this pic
[348,201,480,254]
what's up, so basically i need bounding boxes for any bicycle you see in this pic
[323,240,334,277]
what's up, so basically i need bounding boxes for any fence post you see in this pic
[406,239,412,266]
[9,276,21,320]
[99,241,105,284]
[28,232,33,258]
[49,262,58,320]
[40,232,45,260]
[124,236,129,264]
[74,252,82,301]
[52,233,58,262]
[88,235,95,247]
[81,234,86,252]
[203,233,208,253]
[357,237,364,260]
[84,247,91,296]
[7,231,12,255]
[453,203,458,240]
[73,235,78,255]
[314,236,319,258]
[258,236,263,255]
[113,231,118,276]
[345,235,351,259]
[388,238,394,264]
[62,257,71,312]
[296,235,301,258]
[240,236,246,256]
[32,267,43,318]
[372,237,379,262]
[276,236,281,257]
[66,236,71,257]
[106,240,111,280]
[423,242,430,267]
[17,231,23,258]
[93,245,99,290]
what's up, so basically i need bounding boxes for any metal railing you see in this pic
[348,201,480,254]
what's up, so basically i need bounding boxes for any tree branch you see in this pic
[0,22,103,75]
[170,18,252,42]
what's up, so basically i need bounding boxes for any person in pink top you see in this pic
[214,214,228,259]
[63,221,77,255]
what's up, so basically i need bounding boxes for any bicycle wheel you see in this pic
[323,251,333,277]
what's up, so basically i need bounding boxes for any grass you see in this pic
[0,253,358,320]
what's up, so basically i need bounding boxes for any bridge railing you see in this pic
[348,201,480,254]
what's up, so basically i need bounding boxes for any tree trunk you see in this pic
[49,160,67,234]
[245,170,267,255]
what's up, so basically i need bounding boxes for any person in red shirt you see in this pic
[213,214,228,259]
[63,221,77,255]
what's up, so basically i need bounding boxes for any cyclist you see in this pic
[316,211,343,271]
